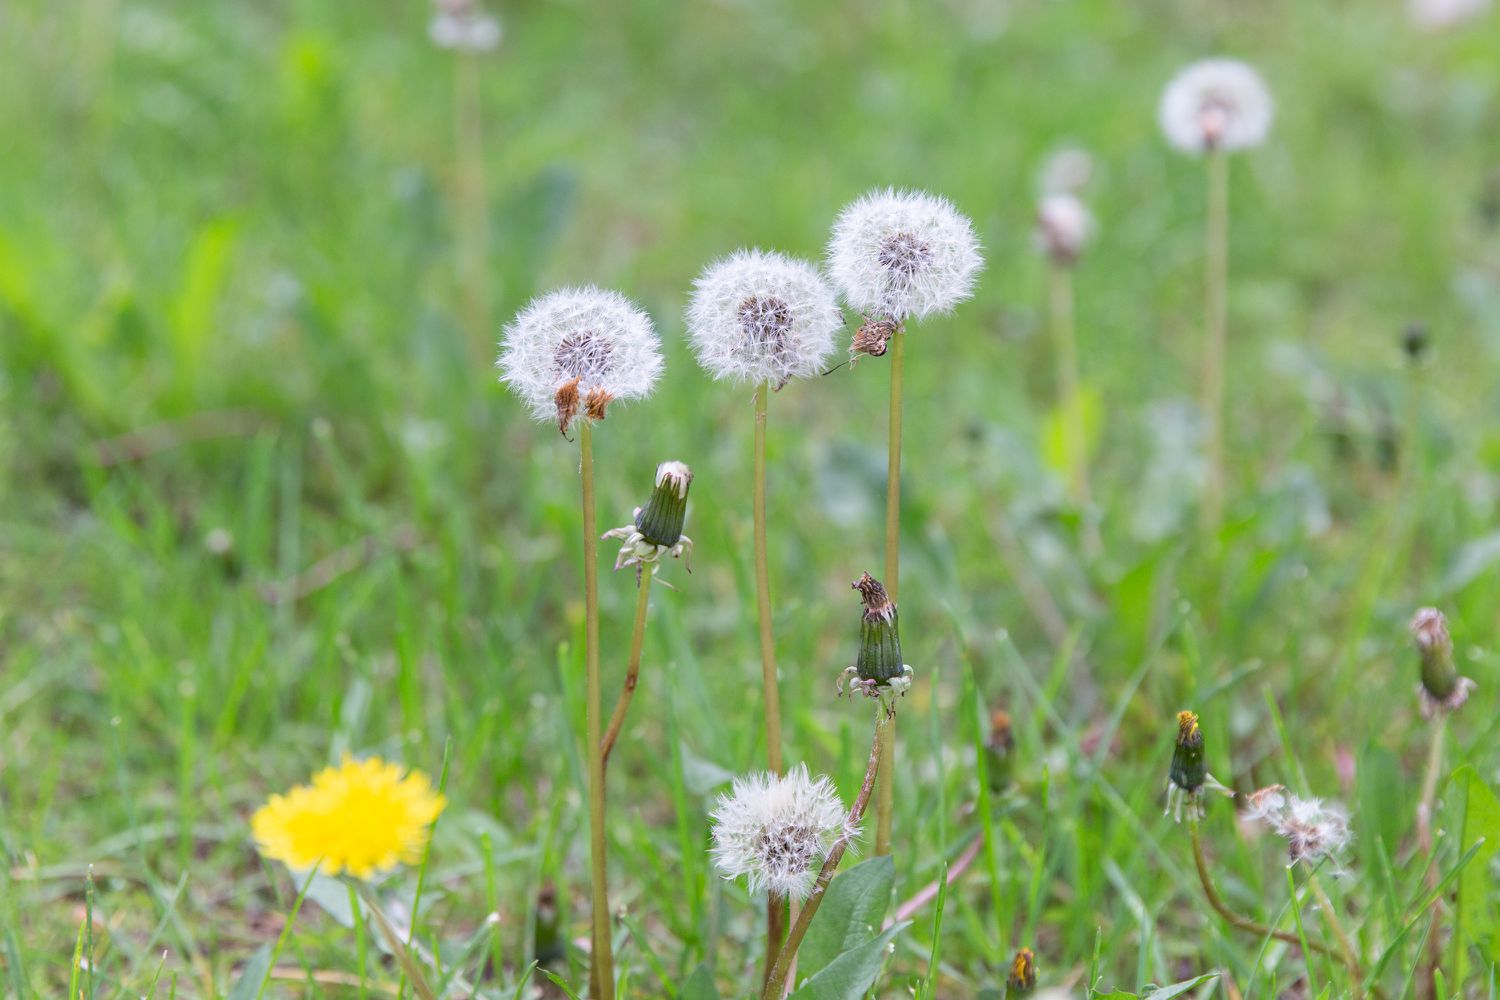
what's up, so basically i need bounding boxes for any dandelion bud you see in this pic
[1411,607,1476,717]
[1402,322,1430,363]
[827,189,984,324]
[1159,59,1274,155]
[1165,710,1230,822]
[497,287,663,436]
[710,764,851,901]
[986,709,1015,794]
[1006,948,1037,996]
[1035,193,1092,266]
[839,573,914,699]
[602,461,695,574]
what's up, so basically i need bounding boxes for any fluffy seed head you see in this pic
[1408,0,1491,28]
[1039,147,1094,195]
[827,189,984,323]
[429,0,501,51]
[687,250,842,388]
[710,764,851,901]
[1159,58,1274,155]
[497,287,663,434]
[1245,786,1351,867]
[1035,193,1093,265]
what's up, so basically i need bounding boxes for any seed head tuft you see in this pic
[709,764,851,901]
[1159,58,1274,155]
[1244,785,1351,868]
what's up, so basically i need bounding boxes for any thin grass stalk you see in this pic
[761,711,888,1000]
[600,562,655,771]
[1307,874,1364,998]
[1202,148,1229,536]
[579,423,614,1000]
[1415,716,1448,1000]
[1049,261,1090,510]
[876,327,906,857]
[454,50,489,348]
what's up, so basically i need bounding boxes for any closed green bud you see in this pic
[839,573,913,700]
[985,710,1014,794]
[1412,607,1475,718]
[1170,710,1205,794]
[636,461,692,547]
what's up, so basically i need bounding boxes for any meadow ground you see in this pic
[3,0,1500,997]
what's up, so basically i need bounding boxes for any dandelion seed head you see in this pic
[709,764,850,901]
[498,287,663,433]
[251,755,446,880]
[1408,0,1491,29]
[1159,58,1274,155]
[1035,193,1093,265]
[827,189,984,322]
[429,0,502,51]
[687,250,841,387]
[1244,787,1351,867]
[1039,147,1095,196]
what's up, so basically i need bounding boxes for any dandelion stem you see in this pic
[762,710,889,1000]
[763,896,786,994]
[1415,716,1448,1000]
[1049,261,1090,512]
[1308,874,1362,994]
[1202,148,1229,537]
[753,380,784,776]
[579,422,615,1000]
[876,327,906,858]
[600,562,655,771]
[454,49,489,349]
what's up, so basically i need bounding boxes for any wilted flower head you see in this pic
[1408,0,1491,28]
[429,0,501,51]
[1007,948,1038,996]
[710,764,851,901]
[1159,58,1274,155]
[839,573,914,701]
[1243,785,1351,867]
[687,250,842,389]
[1035,193,1093,266]
[1165,710,1230,821]
[602,460,695,574]
[1411,607,1476,717]
[827,189,984,323]
[497,287,663,435]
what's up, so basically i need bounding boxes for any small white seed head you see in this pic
[827,188,984,323]
[429,0,501,51]
[1039,146,1095,196]
[1244,787,1351,867]
[1159,58,1274,155]
[709,764,852,901]
[497,287,663,434]
[687,250,841,387]
[1408,0,1491,29]
[1035,193,1093,265]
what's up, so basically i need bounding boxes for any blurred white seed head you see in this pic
[497,287,663,434]
[710,764,852,901]
[827,189,984,323]
[1159,58,1274,155]
[1244,786,1351,867]
[429,0,501,52]
[687,250,842,388]
[1039,146,1094,196]
[1035,193,1093,265]
[1408,0,1491,28]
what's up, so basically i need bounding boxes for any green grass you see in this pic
[3,0,1500,995]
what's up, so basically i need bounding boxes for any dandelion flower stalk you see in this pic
[600,560,653,771]
[753,380,784,776]
[876,327,904,857]
[1036,191,1094,515]
[1203,146,1229,535]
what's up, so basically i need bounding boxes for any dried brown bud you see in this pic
[851,317,899,358]
[554,376,581,437]
[584,386,614,422]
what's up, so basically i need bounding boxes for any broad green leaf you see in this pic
[1457,766,1500,957]
[1439,532,1500,595]
[797,856,895,980]
[169,218,237,372]
[789,920,908,1000]
[224,945,272,1000]
[678,963,721,1000]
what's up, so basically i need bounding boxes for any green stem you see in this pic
[454,50,489,347]
[580,423,614,1000]
[762,712,887,1000]
[753,381,783,776]
[1308,874,1363,998]
[1416,717,1448,1000]
[1202,149,1229,537]
[600,562,654,771]
[1049,262,1089,510]
[877,328,906,857]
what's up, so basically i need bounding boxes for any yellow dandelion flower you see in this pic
[251,755,446,880]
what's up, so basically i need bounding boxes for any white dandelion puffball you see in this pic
[429,0,501,51]
[827,189,984,323]
[710,764,852,901]
[497,287,663,432]
[1408,0,1490,28]
[1039,146,1094,196]
[1158,58,1274,155]
[687,250,842,388]
[1035,193,1093,264]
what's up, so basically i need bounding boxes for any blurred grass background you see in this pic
[3,0,1500,995]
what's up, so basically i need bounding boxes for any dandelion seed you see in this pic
[1158,59,1274,155]
[709,764,851,901]
[1164,710,1231,822]
[497,287,663,435]
[1035,193,1093,266]
[251,756,446,880]
[601,460,695,573]
[1243,785,1351,867]
[827,189,984,324]
[429,0,502,52]
[687,250,842,389]
[1411,607,1477,717]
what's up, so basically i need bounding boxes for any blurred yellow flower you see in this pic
[252,755,446,880]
